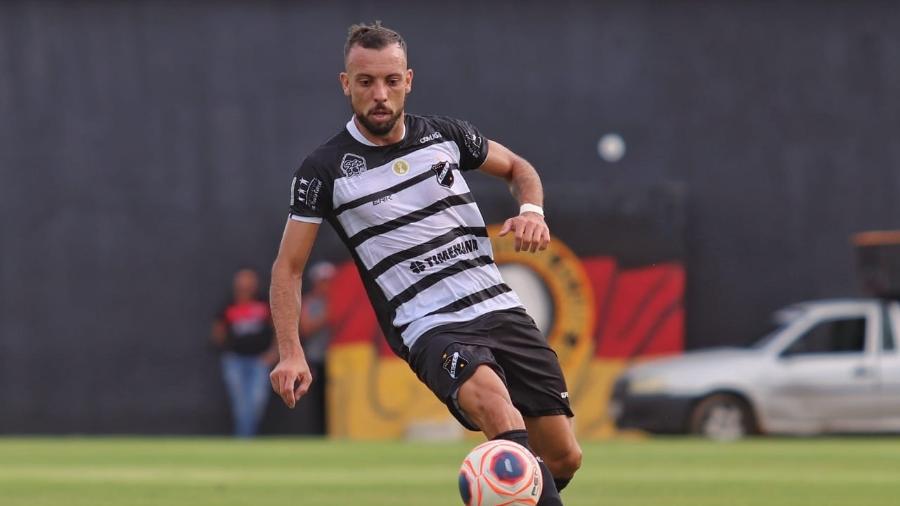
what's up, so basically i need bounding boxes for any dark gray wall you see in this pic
[2,0,899,433]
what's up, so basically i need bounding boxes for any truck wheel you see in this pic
[689,394,756,441]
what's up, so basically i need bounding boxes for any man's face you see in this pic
[233,269,259,302]
[340,44,413,137]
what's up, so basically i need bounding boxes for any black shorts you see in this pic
[408,307,574,431]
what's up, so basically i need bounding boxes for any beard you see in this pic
[355,105,403,137]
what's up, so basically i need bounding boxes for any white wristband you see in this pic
[519,203,544,217]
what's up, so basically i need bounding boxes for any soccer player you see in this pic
[269,22,581,505]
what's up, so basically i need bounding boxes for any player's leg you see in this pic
[456,364,522,437]
[525,414,582,491]
[409,334,563,505]
[488,309,581,491]
[457,364,564,506]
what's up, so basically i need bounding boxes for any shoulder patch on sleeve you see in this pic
[293,176,324,211]
[462,128,484,159]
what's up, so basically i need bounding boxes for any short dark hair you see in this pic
[344,21,407,61]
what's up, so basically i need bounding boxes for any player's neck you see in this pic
[353,114,406,146]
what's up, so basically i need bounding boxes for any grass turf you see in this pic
[0,437,898,506]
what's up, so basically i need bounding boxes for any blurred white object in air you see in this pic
[598,133,626,162]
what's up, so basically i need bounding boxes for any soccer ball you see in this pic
[458,440,543,505]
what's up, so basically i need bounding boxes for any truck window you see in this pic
[784,317,866,356]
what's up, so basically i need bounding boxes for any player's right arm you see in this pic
[269,218,320,408]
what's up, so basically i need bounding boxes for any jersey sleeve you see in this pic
[439,117,490,171]
[288,157,332,224]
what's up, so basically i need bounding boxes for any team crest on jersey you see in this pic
[430,161,456,188]
[392,159,410,176]
[340,153,367,177]
[442,351,469,380]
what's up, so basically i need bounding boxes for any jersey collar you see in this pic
[346,116,406,147]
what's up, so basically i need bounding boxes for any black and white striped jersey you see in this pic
[289,114,523,360]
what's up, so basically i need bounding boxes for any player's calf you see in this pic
[544,446,581,479]
[458,366,565,504]
[492,430,564,506]
[524,415,582,492]
[543,446,582,490]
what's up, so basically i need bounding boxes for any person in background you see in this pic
[298,261,337,434]
[211,268,277,437]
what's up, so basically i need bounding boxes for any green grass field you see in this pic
[1,437,898,506]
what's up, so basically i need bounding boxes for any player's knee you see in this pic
[547,446,582,478]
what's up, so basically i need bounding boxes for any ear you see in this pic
[405,68,414,94]
[339,72,351,96]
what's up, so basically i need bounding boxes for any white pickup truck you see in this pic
[611,299,900,439]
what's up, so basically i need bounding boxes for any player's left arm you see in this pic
[477,140,550,253]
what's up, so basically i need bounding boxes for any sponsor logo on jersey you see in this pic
[560,391,569,399]
[373,194,394,206]
[294,177,323,210]
[392,159,410,176]
[419,131,442,144]
[430,161,456,188]
[408,239,479,273]
[442,351,468,379]
[340,153,367,177]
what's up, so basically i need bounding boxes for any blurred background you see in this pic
[2,0,899,441]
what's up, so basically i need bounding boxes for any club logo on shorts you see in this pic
[341,153,367,177]
[430,161,456,188]
[442,351,469,379]
[392,159,410,176]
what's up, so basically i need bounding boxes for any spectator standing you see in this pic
[211,268,277,437]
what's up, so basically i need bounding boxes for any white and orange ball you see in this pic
[458,440,543,506]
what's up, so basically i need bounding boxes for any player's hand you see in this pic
[269,353,313,408]
[499,212,550,253]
